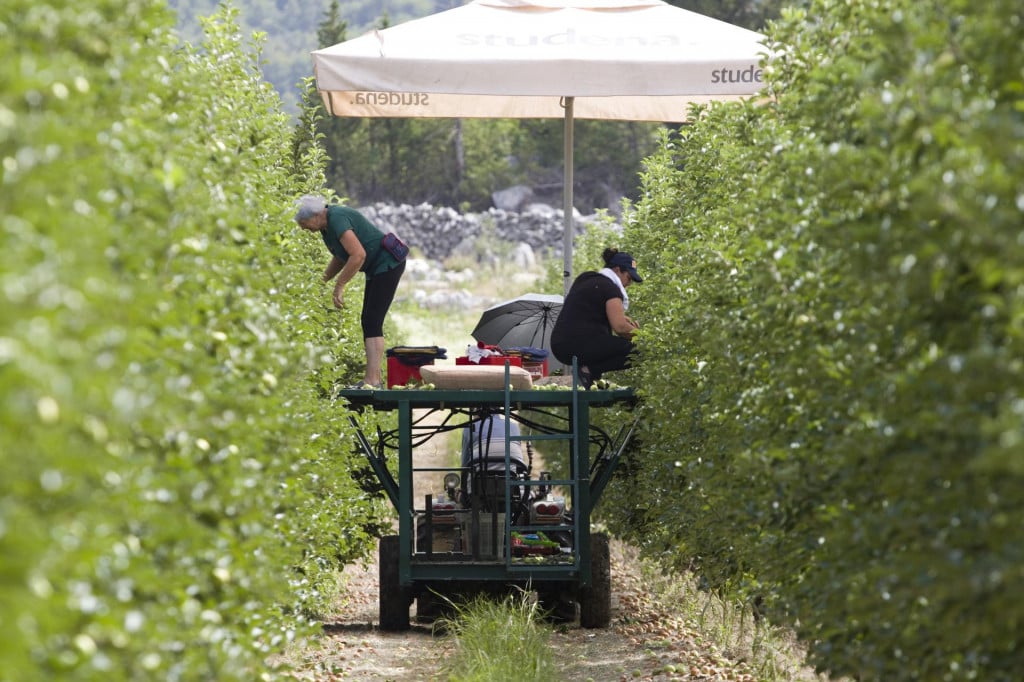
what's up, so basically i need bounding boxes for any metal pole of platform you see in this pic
[398,399,413,584]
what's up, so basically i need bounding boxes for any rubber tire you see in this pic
[578,532,611,629]
[538,586,577,623]
[379,535,410,631]
[416,590,444,623]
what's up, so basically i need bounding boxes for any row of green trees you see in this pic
[2,1,387,679]
[603,0,1024,679]
[10,0,1021,680]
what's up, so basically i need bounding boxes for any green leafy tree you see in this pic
[2,1,389,679]
[666,0,784,30]
[611,0,1024,679]
[312,10,460,206]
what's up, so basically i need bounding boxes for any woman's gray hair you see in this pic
[294,195,328,223]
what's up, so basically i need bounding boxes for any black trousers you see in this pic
[552,333,636,379]
[361,261,405,338]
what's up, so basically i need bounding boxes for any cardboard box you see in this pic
[461,512,505,557]
[417,514,462,553]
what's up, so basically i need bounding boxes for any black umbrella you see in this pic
[471,293,563,363]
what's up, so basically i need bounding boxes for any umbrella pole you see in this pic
[562,96,575,295]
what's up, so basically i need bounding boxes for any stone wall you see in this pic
[360,202,620,262]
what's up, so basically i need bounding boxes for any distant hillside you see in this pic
[166,0,459,114]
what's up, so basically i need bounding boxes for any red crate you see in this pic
[521,359,549,379]
[387,356,432,388]
[455,356,523,369]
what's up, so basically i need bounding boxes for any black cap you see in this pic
[608,251,642,282]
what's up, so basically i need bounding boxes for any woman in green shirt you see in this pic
[295,195,406,389]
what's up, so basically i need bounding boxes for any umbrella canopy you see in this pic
[311,0,769,288]
[472,293,563,360]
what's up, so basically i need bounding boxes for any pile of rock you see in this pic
[360,202,619,262]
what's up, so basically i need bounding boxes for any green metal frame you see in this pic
[341,376,635,588]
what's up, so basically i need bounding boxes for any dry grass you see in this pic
[633,554,835,682]
[435,590,558,682]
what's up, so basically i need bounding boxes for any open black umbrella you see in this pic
[471,293,563,365]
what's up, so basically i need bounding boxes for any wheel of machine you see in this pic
[416,589,445,623]
[538,584,577,624]
[578,532,611,628]
[379,535,411,631]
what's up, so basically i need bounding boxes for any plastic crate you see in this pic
[521,359,549,380]
[461,512,505,557]
[387,356,432,388]
[455,356,523,369]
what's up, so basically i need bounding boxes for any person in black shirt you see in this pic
[550,248,641,388]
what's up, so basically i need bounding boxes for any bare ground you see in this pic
[289,536,779,682]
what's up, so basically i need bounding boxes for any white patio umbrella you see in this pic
[311,0,768,290]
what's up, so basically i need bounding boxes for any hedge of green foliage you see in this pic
[609,0,1024,680]
[1,1,390,679]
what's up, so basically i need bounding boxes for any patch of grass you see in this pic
[437,590,558,682]
[390,303,482,354]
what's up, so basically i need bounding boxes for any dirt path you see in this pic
[295,538,770,682]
